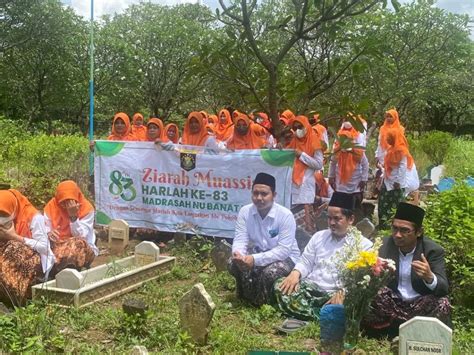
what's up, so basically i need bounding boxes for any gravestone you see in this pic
[399,316,452,355]
[131,345,148,355]
[56,269,84,290]
[356,218,375,238]
[134,241,160,267]
[108,219,129,253]
[430,165,445,186]
[210,240,232,272]
[178,283,215,345]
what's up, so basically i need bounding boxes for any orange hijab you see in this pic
[0,189,38,238]
[164,123,180,143]
[146,118,165,141]
[44,181,94,240]
[215,109,234,141]
[287,115,322,185]
[379,109,407,150]
[384,129,413,177]
[108,112,136,141]
[281,109,296,122]
[181,112,210,146]
[131,113,147,141]
[333,126,364,184]
[227,113,266,150]
[208,114,218,125]
[256,112,272,129]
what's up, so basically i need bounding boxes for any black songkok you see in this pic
[253,172,276,192]
[394,202,425,227]
[328,191,355,211]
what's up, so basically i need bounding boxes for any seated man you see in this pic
[228,172,301,307]
[274,192,373,331]
[363,202,450,337]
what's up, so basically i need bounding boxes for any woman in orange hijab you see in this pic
[131,113,147,141]
[328,119,368,204]
[181,112,223,149]
[0,189,54,305]
[146,118,165,142]
[44,181,98,274]
[286,115,323,206]
[108,112,137,141]
[227,112,267,150]
[164,123,180,143]
[215,109,234,142]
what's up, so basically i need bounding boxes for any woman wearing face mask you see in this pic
[226,112,267,150]
[286,115,324,209]
[0,189,55,306]
[328,119,369,218]
[181,112,225,149]
[108,112,137,141]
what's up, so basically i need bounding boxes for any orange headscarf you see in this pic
[0,189,38,238]
[108,112,136,141]
[43,181,94,240]
[164,123,180,143]
[146,118,165,142]
[208,114,218,125]
[181,112,210,146]
[131,113,147,141]
[384,129,413,177]
[287,115,322,186]
[333,126,364,184]
[281,109,296,122]
[215,109,234,141]
[256,112,272,129]
[227,113,266,150]
[379,109,408,150]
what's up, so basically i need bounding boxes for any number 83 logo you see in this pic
[109,170,137,201]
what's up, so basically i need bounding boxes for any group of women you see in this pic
[0,181,97,306]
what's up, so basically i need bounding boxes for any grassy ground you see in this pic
[1,237,472,354]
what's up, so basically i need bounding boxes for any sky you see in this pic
[62,0,474,20]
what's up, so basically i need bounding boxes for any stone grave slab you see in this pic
[178,283,215,345]
[210,240,232,272]
[399,316,452,355]
[135,241,160,266]
[356,218,375,238]
[108,219,129,253]
[56,269,85,290]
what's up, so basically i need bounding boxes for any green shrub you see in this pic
[444,137,474,178]
[4,134,90,207]
[424,183,474,308]
[419,130,453,166]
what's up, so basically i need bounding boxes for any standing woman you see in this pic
[108,112,137,141]
[146,118,165,142]
[131,113,147,141]
[164,123,180,143]
[286,115,324,207]
[215,109,234,142]
[226,112,267,150]
[44,181,98,274]
[0,189,54,305]
[181,112,224,149]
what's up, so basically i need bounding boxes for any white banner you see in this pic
[94,141,294,238]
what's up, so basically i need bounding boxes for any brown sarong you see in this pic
[51,237,95,276]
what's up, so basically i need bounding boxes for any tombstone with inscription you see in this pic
[210,240,232,272]
[399,316,452,355]
[178,283,216,345]
[134,241,160,267]
[108,219,129,253]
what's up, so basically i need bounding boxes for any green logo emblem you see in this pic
[109,170,137,201]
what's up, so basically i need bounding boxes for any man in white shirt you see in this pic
[274,192,373,331]
[228,172,300,307]
[363,202,450,338]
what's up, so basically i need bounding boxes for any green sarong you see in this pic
[274,278,331,321]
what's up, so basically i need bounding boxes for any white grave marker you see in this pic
[399,316,452,355]
[108,219,129,252]
[134,241,160,266]
[56,269,84,290]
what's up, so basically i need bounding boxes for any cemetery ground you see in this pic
[0,233,472,354]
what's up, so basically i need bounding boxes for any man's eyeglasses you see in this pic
[391,225,415,235]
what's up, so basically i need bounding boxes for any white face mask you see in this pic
[256,118,263,124]
[343,121,352,129]
[295,128,306,138]
[0,214,14,227]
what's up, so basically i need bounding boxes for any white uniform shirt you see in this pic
[328,151,369,194]
[44,211,99,256]
[23,214,55,274]
[294,229,373,293]
[398,248,438,300]
[383,156,407,191]
[232,202,300,267]
[291,150,324,204]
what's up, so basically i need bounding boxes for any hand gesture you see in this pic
[0,222,18,241]
[64,200,80,221]
[48,229,61,243]
[412,253,434,284]
[232,251,254,271]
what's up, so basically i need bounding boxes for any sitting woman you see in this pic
[108,112,137,141]
[164,123,180,143]
[0,189,54,306]
[146,117,165,141]
[44,181,98,275]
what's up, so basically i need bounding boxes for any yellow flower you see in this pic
[346,250,378,270]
